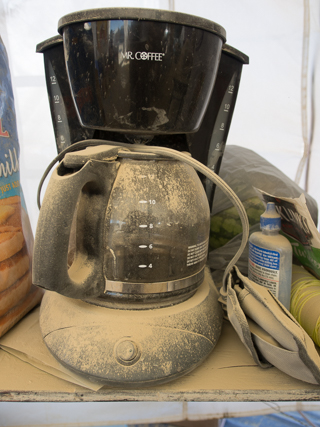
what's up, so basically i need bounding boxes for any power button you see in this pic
[115,339,140,365]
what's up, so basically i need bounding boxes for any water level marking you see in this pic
[139,224,148,228]
[139,200,147,204]
[139,245,148,248]
[139,265,147,268]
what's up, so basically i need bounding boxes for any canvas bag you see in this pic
[220,265,320,385]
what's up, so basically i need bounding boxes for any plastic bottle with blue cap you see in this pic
[248,202,293,310]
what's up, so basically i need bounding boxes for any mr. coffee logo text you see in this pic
[121,51,165,61]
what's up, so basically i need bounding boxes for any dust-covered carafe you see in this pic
[33,144,210,305]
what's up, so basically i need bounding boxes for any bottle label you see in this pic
[248,241,280,298]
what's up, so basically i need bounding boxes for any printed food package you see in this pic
[0,36,43,337]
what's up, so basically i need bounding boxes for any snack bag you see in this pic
[0,36,43,337]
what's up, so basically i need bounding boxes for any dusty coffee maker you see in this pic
[36,34,249,190]
[33,8,248,386]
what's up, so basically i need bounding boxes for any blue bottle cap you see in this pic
[260,202,281,231]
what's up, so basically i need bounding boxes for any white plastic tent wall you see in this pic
[1,401,320,426]
[1,0,320,424]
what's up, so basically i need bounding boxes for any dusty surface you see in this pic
[1,315,320,401]
[1,291,320,401]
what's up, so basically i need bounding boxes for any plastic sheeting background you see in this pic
[1,401,320,426]
[1,0,320,424]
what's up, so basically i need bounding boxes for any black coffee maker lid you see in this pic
[57,7,226,42]
[222,44,249,65]
[36,35,63,53]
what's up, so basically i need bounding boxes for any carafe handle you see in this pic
[33,158,119,298]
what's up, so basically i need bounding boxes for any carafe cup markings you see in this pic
[49,75,57,85]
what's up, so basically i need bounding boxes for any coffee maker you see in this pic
[36,28,248,210]
[33,8,248,386]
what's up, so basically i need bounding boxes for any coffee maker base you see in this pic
[39,268,223,387]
